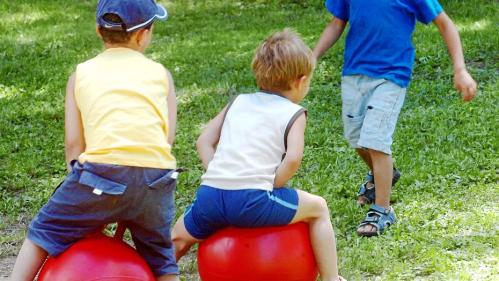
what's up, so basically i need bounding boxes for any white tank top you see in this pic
[201,92,305,191]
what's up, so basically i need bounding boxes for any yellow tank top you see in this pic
[75,47,176,169]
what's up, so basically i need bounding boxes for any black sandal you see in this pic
[357,169,401,206]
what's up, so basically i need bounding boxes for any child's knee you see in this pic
[171,233,189,254]
[295,191,330,221]
[315,196,329,213]
[367,148,389,156]
[307,194,330,217]
[171,222,198,250]
[171,223,183,242]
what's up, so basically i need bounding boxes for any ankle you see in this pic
[374,202,391,209]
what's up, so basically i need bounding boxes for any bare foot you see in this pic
[357,223,378,236]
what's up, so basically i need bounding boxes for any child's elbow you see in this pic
[196,136,211,153]
[65,136,83,150]
[195,138,203,152]
[285,154,303,169]
[65,141,84,153]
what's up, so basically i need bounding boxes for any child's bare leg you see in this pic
[356,147,374,205]
[157,274,180,281]
[369,149,392,208]
[357,149,393,234]
[356,148,373,170]
[10,239,47,281]
[171,215,200,261]
[290,190,340,281]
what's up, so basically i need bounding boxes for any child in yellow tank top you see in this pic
[10,1,180,281]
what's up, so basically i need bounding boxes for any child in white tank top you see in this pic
[172,29,345,281]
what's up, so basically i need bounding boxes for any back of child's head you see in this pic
[96,0,168,44]
[252,29,315,92]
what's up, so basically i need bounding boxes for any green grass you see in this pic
[1,0,498,280]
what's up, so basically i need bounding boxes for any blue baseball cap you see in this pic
[96,0,168,32]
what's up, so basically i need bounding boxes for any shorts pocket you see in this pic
[363,106,390,131]
[343,113,365,142]
[145,169,177,192]
[44,173,119,215]
[78,170,127,195]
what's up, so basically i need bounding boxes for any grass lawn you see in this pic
[0,0,498,280]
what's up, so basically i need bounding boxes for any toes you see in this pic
[356,225,367,234]
[357,224,378,236]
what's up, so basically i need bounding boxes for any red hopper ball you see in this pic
[38,232,155,281]
[198,222,318,281]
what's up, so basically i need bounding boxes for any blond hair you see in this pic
[252,29,315,92]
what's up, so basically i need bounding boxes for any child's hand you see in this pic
[336,276,347,281]
[454,68,477,102]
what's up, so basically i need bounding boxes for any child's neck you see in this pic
[260,88,297,103]
[280,90,295,101]
[104,42,144,53]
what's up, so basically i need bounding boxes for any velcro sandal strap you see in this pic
[369,204,390,215]
[357,182,376,203]
[364,171,374,183]
[363,215,379,223]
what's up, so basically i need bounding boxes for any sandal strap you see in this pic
[358,204,396,234]
[368,203,391,215]
[392,168,401,186]
[357,169,401,205]
[362,215,380,223]
[364,171,374,183]
[357,181,376,203]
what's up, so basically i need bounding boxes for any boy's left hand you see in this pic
[454,69,477,102]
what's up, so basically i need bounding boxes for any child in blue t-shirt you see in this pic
[313,0,477,236]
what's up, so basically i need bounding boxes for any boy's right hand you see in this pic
[454,68,477,102]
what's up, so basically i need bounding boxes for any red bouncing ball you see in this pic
[198,222,319,281]
[38,231,155,281]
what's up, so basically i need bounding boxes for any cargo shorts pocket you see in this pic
[141,169,178,229]
[43,167,126,216]
[146,169,179,191]
[343,113,365,146]
[78,170,127,196]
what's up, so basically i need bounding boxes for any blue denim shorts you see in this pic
[341,75,406,154]
[183,185,298,239]
[28,161,179,276]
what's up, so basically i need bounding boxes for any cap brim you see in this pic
[125,4,168,32]
[155,4,168,21]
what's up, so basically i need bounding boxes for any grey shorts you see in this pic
[341,75,406,155]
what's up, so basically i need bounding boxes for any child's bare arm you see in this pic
[64,73,85,171]
[196,105,228,169]
[433,12,477,102]
[274,113,306,188]
[313,17,347,60]
[165,69,177,146]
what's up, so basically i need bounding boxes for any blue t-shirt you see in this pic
[325,0,443,87]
